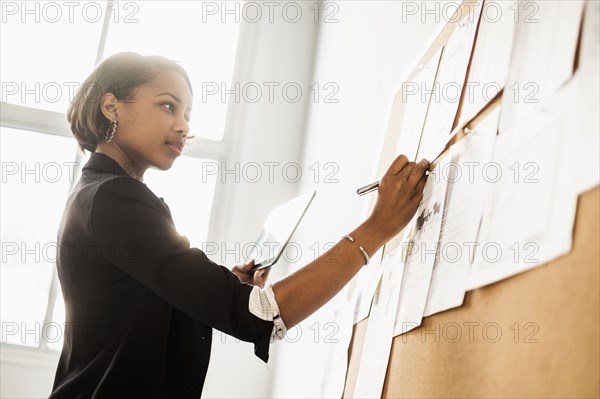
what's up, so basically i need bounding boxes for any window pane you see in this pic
[0,1,103,113]
[47,288,65,351]
[144,156,217,250]
[74,150,91,182]
[0,127,77,347]
[103,1,242,140]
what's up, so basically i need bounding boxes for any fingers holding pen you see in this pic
[386,154,409,177]
[379,154,408,189]
[409,159,430,186]
[379,155,429,197]
[369,156,430,238]
[396,158,429,183]
[413,163,429,199]
[405,159,429,202]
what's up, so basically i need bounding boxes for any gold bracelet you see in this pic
[342,234,370,266]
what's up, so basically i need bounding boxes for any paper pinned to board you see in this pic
[423,107,499,317]
[563,0,600,194]
[393,156,450,336]
[458,0,516,125]
[351,248,384,324]
[417,2,483,161]
[395,47,443,161]
[578,0,599,75]
[499,0,585,134]
[467,1,596,290]
[466,80,581,290]
[352,249,405,399]
[320,298,358,399]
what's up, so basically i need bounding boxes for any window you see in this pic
[0,127,76,348]
[0,1,102,113]
[1,1,240,351]
[144,156,218,249]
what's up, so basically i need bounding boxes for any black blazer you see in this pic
[49,152,274,399]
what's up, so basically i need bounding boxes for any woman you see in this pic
[49,52,429,398]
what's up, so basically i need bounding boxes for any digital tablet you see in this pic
[248,190,316,272]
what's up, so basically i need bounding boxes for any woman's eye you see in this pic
[162,103,174,112]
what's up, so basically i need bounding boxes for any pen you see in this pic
[356,170,432,196]
[356,119,473,196]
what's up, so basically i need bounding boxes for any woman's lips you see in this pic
[165,141,182,156]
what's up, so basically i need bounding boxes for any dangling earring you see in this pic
[105,119,117,142]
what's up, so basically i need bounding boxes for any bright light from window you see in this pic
[0,127,78,347]
[144,155,217,249]
[47,290,66,351]
[0,1,103,113]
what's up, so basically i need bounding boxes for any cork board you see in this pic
[345,186,599,398]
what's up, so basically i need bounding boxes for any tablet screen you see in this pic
[248,190,316,270]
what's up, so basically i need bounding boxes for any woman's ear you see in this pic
[100,92,119,121]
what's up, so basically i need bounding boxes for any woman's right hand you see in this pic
[365,155,429,242]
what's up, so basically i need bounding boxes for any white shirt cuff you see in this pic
[248,284,287,342]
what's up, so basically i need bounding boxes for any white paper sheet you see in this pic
[578,0,599,75]
[458,0,516,124]
[352,248,384,324]
[393,156,450,336]
[562,0,600,194]
[467,83,581,290]
[423,107,499,317]
[499,0,585,134]
[395,48,443,161]
[417,2,483,160]
[353,249,405,398]
[320,299,357,398]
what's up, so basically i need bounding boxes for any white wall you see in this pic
[1,346,60,398]
[202,2,319,398]
[269,2,439,397]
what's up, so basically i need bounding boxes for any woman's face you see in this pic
[101,70,193,175]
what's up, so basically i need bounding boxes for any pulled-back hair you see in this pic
[67,52,193,153]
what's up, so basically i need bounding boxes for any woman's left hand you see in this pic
[231,259,271,289]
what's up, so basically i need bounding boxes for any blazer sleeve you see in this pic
[89,176,275,362]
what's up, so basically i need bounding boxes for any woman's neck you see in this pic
[95,143,146,182]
